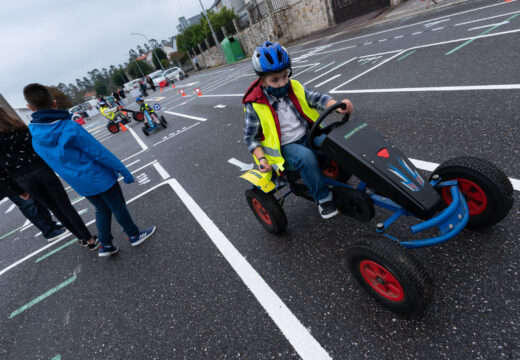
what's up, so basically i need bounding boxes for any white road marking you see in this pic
[431,27,444,31]
[304,58,357,85]
[152,123,200,147]
[314,61,335,72]
[424,19,451,27]
[128,126,148,151]
[412,31,423,35]
[468,22,509,31]
[394,35,404,39]
[125,159,141,168]
[363,42,373,45]
[331,85,520,93]
[0,198,8,205]
[455,11,520,26]
[165,179,333,360]
[228,158,254,171]
[330,29,520,93]
[378,38,388,42]
[214,104,226,108]
[315,74,341,88]
[164,111,207,121]
[195,94,242,97]
[5,204,16,214]
[358,50,403,58]
[153,162,170,180]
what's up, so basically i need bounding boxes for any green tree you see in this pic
[126,60,153,79]
[152,48,167,70]
[111,68,129,87]
[95,81,108,96]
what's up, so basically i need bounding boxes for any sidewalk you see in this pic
[382,0,476,21]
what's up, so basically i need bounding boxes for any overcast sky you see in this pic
[1,0,215,108]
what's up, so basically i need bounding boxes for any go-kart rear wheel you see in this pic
[133,112,145,122]
[322,160,351,182]
[160,116,167,128]
[431,156,513,228]
[107,123,119,134]
[346,235,433,316]
[245,187,287,234]
[141,127,149,136]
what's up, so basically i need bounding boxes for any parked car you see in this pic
[124,79,141,92]
[163,67,187,82]
[149,71,169,88]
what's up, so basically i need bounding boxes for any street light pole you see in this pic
[198,0,226,61]
[126,53,145,78]
[131,32,165,72]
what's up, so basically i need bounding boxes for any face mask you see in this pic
[266,82,290,98]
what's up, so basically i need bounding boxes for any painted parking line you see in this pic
[152,123,201,147]
[332,85,520,93]
[446,14,519,55]
[454,10,520,26]
[315,74,341,88]
[164,111,207,121]
[9,274,77,318]
[35,238,77,263]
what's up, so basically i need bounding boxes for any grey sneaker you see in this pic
[318,201,339,219]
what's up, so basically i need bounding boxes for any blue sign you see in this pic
[153,104,161,111]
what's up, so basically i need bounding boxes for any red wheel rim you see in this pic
[136,113,144,120]
[442,178,487,215]
[252,198,272,225]
[322,161,339,178]
[109,125,118,132]
[359,260,404,302]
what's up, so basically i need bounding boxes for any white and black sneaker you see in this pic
[318,201,339,219]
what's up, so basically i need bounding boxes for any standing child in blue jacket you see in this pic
[24,83,156,257]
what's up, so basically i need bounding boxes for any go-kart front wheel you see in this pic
[133,112,145,122]
[431,156,513,228]
[245,187,287,234]
[346,236,433,316]
[107,123,119,134]
[141,127,149,136]
[160,116,167,128]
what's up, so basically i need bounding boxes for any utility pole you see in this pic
[198,0,226,61]
[125,53,145,78]
[131,32,165,72]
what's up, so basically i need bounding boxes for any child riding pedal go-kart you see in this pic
[135,97,167,136]
[240,41,514,316]
[99,101,132,134]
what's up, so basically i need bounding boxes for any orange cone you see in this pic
[160,87,163,92]
[194,87,202,96]
[179,89,186,97]
[119,123,128,132]
[172,84,176,89]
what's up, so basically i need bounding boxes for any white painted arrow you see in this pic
[228,158,254,171]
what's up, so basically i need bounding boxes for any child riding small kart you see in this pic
[135,97,167,136]
[99,101,132,134]
[241,103,514,316]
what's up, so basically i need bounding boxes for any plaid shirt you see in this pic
[243,85,332,153]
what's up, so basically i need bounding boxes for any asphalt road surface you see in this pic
[1,0,519,359]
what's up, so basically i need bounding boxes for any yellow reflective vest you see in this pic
[251,79,320,174]
[100,106,115,121]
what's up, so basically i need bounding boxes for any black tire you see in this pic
[133,112,145,122]
[141,127,149,136]
[346,235,433,316]
[107,123,119,134]
[160,116,167,128]
[431,156,513,228]
[245,187,287,234]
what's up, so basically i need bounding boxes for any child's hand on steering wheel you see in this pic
[327,99,354,114]
[259,158,272,173]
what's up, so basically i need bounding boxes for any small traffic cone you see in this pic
[179,89,186,97]
[194,87,202,96]
[160,87,163,92]
[172,84,176,89]
[119,123,128,132]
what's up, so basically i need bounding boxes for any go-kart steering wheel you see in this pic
[309,102,350,151]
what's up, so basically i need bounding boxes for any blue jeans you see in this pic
[7,189,59,238]
[86,182,139,246]
[281,134,331,203]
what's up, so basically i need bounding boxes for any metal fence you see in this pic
[249,0,268,23]
[272,0,289,11]
[237,12,250,30]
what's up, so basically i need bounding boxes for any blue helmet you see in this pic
[136,97,143,102]
[252,41,291,75]
[98,101,106,106]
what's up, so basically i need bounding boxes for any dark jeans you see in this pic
[86,182,139,246]
[13,166,92,241]
[7,188,60,238]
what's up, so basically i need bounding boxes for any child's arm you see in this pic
[244,103,271,173]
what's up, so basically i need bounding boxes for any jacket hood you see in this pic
[29,109,71,147]
[242,78,268,105]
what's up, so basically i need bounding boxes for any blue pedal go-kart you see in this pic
[140,104,167,136]
[240,102,514,316]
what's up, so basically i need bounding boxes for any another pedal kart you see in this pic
[240,103,514,316]
[140,104,167,136]
[106,109,132,134]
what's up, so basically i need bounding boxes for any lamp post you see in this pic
[125,53,145,78]
[198,0,225,61]
[131,32,165,72]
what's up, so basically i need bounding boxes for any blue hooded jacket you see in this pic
[29,109,131,197]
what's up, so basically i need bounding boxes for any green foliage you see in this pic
[177,7,237,53]
[94,81,108,96]
[152,48,168,70]
[111,69,129,86]
[126,60,153,79]
[161,59,170,69]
